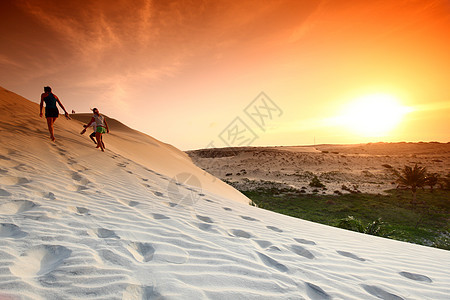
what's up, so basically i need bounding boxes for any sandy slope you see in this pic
[188,144,450,194]
[1,87,449,299]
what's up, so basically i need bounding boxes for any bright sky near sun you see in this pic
[0,0,449,149]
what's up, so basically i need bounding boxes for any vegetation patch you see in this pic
[242,188,450,250]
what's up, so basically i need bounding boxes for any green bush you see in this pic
[337,216,393,237]
[309,175,325,188]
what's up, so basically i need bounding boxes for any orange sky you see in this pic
[1,0,449,149]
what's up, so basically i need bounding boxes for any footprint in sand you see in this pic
[197,223,217,232]
[222,207,232,211]
[291,245,315,259]
[254,240,272,249]
[205,199,215,203]
[10,245,72,278]
[71,172,90,185]
[196,215,214,223]
[337,250,365,262]
[45,192,56,200]
[0,200,36,215]
[294,238,316,245]
[143,167,154,173]
[266,226,283,233]
[230,229,252,239]
[127,242,155,262]
[13,163,36,172]
[0,223,27,238]
[119,199,139,207]
[123,284,162,300]
[0,176,31,186]
[69,206,89,215]
[0,154,11,161]
[153,191,164,197]
[268,246,282,251]
[54,146,68,155]
[0,188,12,196]
[92,228,120,239]
[305,282,331,300]
[256,252,288,273]
[361,284,404,300]
[98,249,132,267]
[399,271,432,283]
[152,213,170,220]
[240,216,259,222]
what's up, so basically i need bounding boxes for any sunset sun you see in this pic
[340,94,411,137]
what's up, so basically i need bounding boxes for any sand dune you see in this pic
[1,86,449,299]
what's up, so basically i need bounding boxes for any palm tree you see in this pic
[394,164,427,204]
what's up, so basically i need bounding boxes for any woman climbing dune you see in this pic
[39,86,70,141]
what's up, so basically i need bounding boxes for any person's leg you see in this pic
[46,117,56,141]
[95,132,104,151]
[95,132,101,148]
[101,134,105,149]
[89,132,97,144]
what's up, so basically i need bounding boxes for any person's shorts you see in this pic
[96,127,107,134]
[45,107,59,118]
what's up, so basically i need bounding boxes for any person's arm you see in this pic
[55,95,70,119]
[104,119,110,133]
[80,124,88,134]
[39,94,44,117]
[85,117,95,128]
[81,119,94,134]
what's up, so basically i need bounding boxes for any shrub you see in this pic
[309,175,325,188]
[425,173,439,190]
[337,216,364,232]
[337,216,393,237]
[432,234,450,250]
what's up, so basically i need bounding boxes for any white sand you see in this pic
[0,87,449,299]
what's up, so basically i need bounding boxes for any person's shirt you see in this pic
[89,122,97,131]
[93,114,106,128]
[43,93,58,109]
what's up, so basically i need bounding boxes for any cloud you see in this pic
[0,54,23,68]
[288,1,325,43]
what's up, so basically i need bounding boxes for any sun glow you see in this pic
[338,94,411,137]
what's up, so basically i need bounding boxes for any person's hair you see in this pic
[44,86,52,92]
